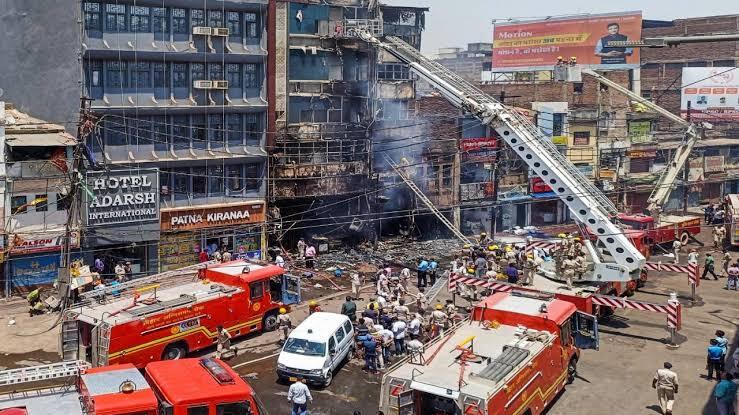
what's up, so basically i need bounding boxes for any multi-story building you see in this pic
[81,1,270,272]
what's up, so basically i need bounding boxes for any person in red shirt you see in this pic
[199,249,209,263]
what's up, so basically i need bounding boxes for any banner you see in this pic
[492,12,642,71]
[460,137,498,162]
[681,67,739,121]
[628,120,653,144]
[86,169,160,227]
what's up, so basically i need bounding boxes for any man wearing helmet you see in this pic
[277,307,292,345]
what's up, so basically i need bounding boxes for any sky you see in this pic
[383,0,737,53]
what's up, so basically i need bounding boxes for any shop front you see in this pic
[159,201,266,272]
[4,230,80,294]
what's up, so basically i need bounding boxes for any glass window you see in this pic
[106,61,127,88]
[209,164,224,196]
[11,196,27,214]
[131,62,151,88]
[227,114,242,147]
[107,118,127,146]
[84,2,102,31]
[245,163,261,190]
[244,64,259,88]
[208,10,223,27]
[334,327,346,344]
[105,4,126,32]
[172,115,189,149]
[172,8,187,34]
[152,7,168,34]
[227,12,241,36]
[34,194,49,212]
[187,406,208,415]
[88,60,103,88]
[192,63,206,81]
[209,63,224,80]
[343,320,353,335]
[573,131,590,146]
[159,170,171,198]
[173,168,190,199]
[209,113,224,147]
[328,337,336,353]
[129,117,152,146]
[153,62,168,88]
[190,9,205,28]
[282,338,326,357]
[226,64,241,88]
[153,116,168,150]
[192,115,206,149]
[552,113,564,136]
[227,164,244,192]
[245,113,259,145]
[216,402,251,415]
[245,13,258,38]
[250,281,263,299]
[192,167,207,196]
[130,6,150,32]
[172,63,188,87]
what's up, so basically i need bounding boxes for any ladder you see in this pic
[384,154,472,245]
[60,317,80,361]
[92,322,111,367]
[0,361,89,387]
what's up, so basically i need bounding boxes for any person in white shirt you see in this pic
[376,326,394,368]
[350,273,362,300]
[287,378,312,415]
[399,267,411,290]
[408,314,422,339]
[688,249,699,266]
[391,318,407,355]
[275,254,285,268]
[393,298,410,321]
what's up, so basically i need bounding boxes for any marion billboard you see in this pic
[681,67,739,121]
[492,12,642,71]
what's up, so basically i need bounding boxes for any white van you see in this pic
[276,312,355,386]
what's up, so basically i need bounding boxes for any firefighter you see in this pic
[562,255,577,290]
[522,254,537,286]
[277,308,292,345]
[215,325,237,359]
[308,300,321,314]
[575,254,587,281]
[415,287,428,311]
[571,237,583,257]
[672,238,682,264]
[431,304,448,337]
[478,232,491,246]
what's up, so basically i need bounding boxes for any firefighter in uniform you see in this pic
[430,304,448,337]
[277,307,292,345]
[523,254,537,286]
[562,255,578,289]
[574,254,587,282]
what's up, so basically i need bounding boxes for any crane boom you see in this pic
[607,33,739,48]
[580,68,706,217]
[357,31,645,281]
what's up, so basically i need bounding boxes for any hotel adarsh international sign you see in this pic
[86,169,160,226]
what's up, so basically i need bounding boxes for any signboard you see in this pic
[551,136,569,145]
[492,11,642,71]
[10,231,79,254]
[681,67,739,121]
[161,202,265,231]
[86,169,159,227]
[628,120,653,144]
[460,182,495,201]
[9,254,60,288]
[704,155,725,173]
[628,149,657,158]
[460,137,497,162]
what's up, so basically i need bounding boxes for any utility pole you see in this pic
[682,101,691,215]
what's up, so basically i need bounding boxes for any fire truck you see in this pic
[0,358,265,415]
[61,260,301,368]
[379,291,598,415]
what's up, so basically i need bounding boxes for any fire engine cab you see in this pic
[0,358,263,415]
[380,291,598,415]
[61,260,301,368]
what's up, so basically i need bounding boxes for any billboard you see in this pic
[86,169,160,227]
[492,12,642,71]
[681,67,739,121]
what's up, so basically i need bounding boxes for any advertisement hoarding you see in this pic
[492,11,642,71]
[681,67,739,121]
[460,137,498,162]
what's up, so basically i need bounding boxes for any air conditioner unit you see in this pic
[212,80,229,89]
[192,26,212,36]
[212,27,230,37]
[193,80,213,89]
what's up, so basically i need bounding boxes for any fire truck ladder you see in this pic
[0,361,89,387]
[92,321,112,367]
[358,32,643,281]
[60,315,80,361]
[384,154,472,246]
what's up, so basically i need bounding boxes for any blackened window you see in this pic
[152,7,168,33]
[552,113,564,136]
[192,63,206,81]
[208,164,225,196]
[245,164,261,189]
[153,116,168,151]
[245,113,259,145]
[227,12,241,36]
[107,118,127,146]
[191,9,205,28]
[172,115,189,149]
[226,64,241,88]
[227,164,244,192]
[227,114,242,147]
[105,4,127,32]
[377,64,409,80]
[245,13,258,38]
[153,62,168,88]
[192,167,207,196]
[172,8,187,34]
[173,168,190,199]
[84,3,102,31]
[172,63,188,87]
[34,194,48,212]
[208,10,223,28]
[244,64,259,88]
[131,62,151,88]
[107,61,127,88]
[209,114,224,147]
[208,63,224,80]
[129,6,150,32]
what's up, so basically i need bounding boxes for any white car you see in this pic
[276,312,354,386]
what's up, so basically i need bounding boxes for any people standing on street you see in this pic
[399,267,410,291]
[362,334,378,374]
[287,377,312,415]
[718,225,727,247]
[702,253,719,280]
[416,257,429,288]
[522,254,537,286]
[715,330,729,374]
[415,287,427,312]
[713,226,722,249]
[304,243,316,270]
[708,338,725,381]
[705,204,715,224]
[474,254,488,278]
[428,258,438,286]
[114,262,126,282]
[672,239,682,264]
[562,255,577,289]
[688,249,699,266]
[341,296,357,322]
[713,373,737,415]
[408,313,423,340]
[393,298,410,322]
[123,261,133,281]
[296,238,306,261]
[722,250,732,277]
[728,262,739,290]
[363,303,379,325]
[215,325,237,359]
[652,362,678,415]
[198,249,209,263]
[431,304,448,337]
[213,249,223,263]
[350,272,363,300]
[275,252,285,268]
[505,262,519,284]
[277,307,292,345]
[308,300,321,315]
[391,318,407,356]
[222,250,232,262]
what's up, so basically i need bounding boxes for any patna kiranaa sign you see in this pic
[86,169,159,226]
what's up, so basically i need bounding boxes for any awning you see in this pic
[5,132,76,147]
[530,191,557,199]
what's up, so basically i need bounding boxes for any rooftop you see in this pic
[2,103,75,144]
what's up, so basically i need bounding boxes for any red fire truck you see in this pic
[617,213,702,254]
[0,358,265,415]
[380,291,598,415]
[61,260,301,368]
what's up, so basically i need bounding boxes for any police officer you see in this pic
[277,307,292,345]
[672,238,682,264]
[431,304,448,336]
[562,255,577,289]
[523,254,537,286]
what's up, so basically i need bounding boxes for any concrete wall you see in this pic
[0,0,80,128]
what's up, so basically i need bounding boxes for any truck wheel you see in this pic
[162,342,187,360]
[567,357,578,384]
[680,231,690,246]
[263,312,278,332]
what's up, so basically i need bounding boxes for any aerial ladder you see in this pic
[355,31,645,282]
